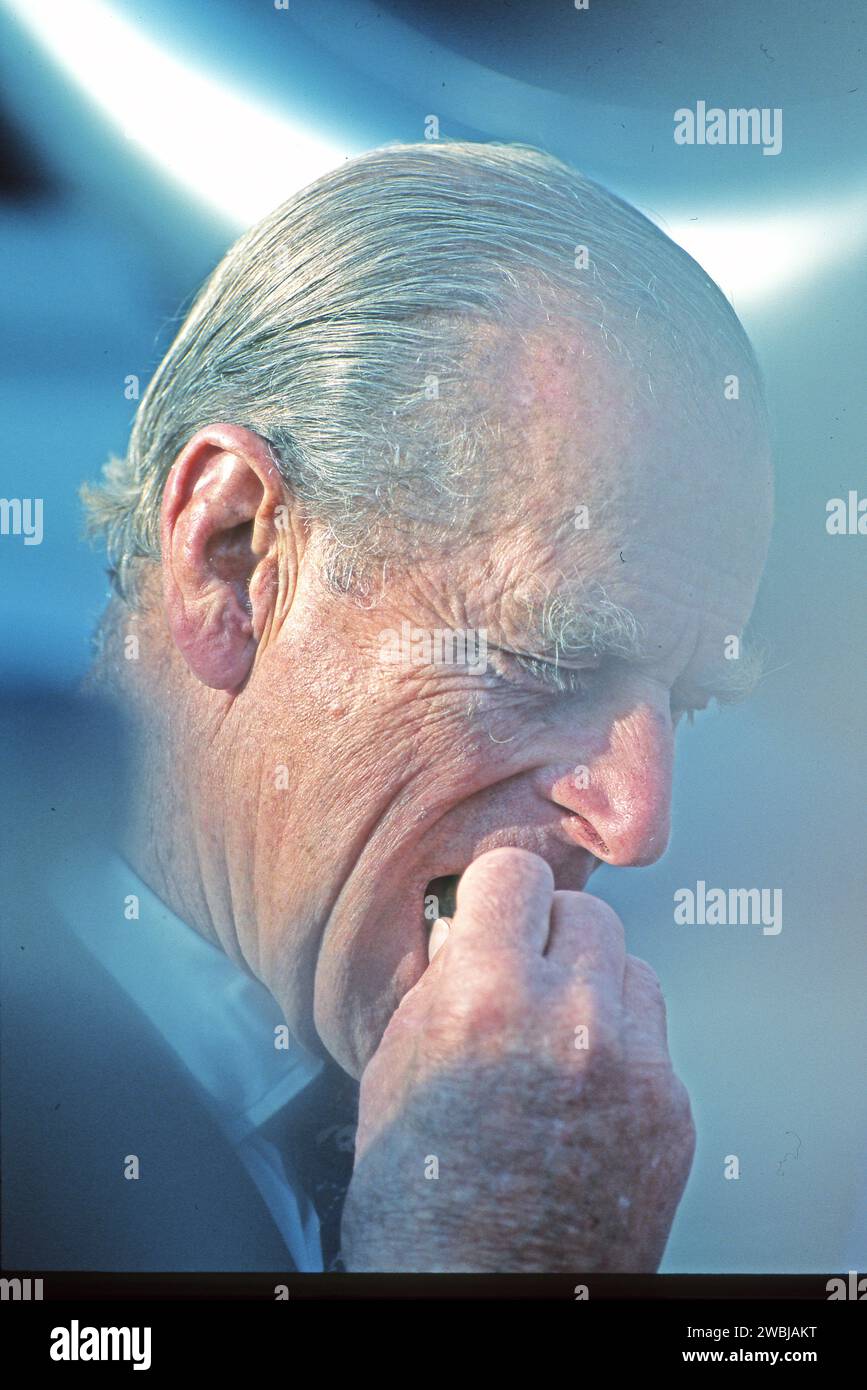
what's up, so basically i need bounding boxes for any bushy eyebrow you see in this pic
[502,580,767,704]
[503,582,645,664]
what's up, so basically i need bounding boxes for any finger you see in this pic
[427,916,451,962]
[452,847,555,954]
[620,954,671,1063]
[545,891,627,996]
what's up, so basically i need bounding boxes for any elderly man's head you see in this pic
[84,142,772,1077]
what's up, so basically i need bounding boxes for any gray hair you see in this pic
[82,140,765,606]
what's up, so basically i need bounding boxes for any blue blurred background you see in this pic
[1,0,864,1271]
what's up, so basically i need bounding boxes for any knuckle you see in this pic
[627,954,669,1024]
[572,892,626,945]
[574,997,621,1062]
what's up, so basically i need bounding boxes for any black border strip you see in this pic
[2,1271,861,1300]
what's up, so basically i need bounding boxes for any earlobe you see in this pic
[160,425,289,691]
[165,567,257,691]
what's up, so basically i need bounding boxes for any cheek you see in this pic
[413,699,555,816]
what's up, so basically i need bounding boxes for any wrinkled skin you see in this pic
[342,849,696,1272]
[114,320,772,1270]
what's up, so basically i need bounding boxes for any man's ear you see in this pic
[160,423,294,690]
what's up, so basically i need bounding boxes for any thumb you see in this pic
[427,915,451,963]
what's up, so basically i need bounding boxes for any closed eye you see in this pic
[491,648,601,697]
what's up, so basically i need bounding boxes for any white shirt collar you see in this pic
[47,847,324,1146]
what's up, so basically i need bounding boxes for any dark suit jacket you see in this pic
[1,692,296,1272]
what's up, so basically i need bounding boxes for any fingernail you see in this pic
[428,916,451,962]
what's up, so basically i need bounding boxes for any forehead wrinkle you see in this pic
[500,576,645,663]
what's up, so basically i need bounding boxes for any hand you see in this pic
[340,846,695,1273]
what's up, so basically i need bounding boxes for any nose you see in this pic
[548,698,675,867]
